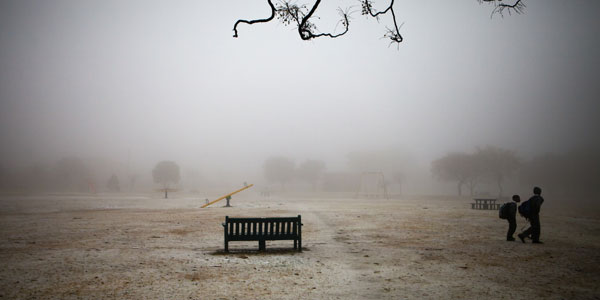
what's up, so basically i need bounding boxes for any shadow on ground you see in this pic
[210,247,308,256]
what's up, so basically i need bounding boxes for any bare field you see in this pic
[1,193,599,299]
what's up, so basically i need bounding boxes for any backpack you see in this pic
[499,203,510,219]
[518,199,532,219]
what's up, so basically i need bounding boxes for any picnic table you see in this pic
[471,198,501,210]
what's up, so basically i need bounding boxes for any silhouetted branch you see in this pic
[279,0,351,40]
[233,0,276,38]
[478,0,526,18]
[360,0,403,45]
[233,0,524,47]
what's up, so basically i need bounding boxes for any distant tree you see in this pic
[474,146,520,197]
[264,156,295,189]
[431,152,480,196]
[106,174,120,192]
[233,0,524,48]
[296,159,326,191]
[152,161,180,198]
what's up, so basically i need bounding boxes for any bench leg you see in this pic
[259,240,266,251]
[224,240,228,253]
[294,239,297,249]
[298,238,302,252]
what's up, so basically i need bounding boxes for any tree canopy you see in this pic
[431,152,479,196]
[152,161,180,189]
[431,146,520,197]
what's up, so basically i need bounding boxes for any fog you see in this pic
[1,0,599,196]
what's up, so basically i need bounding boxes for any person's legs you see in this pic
[530,215,541,243]
[507,218,516,241]
[519,223,532,243]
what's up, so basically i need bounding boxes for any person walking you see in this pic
[518,186,545,244]
[506,195,520,241]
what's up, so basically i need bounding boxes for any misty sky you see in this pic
[1,0,599,175]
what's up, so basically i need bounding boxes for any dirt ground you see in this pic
[0,192,599,299]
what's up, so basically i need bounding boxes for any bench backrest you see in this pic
[224,215,301,237]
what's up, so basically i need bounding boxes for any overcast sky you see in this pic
[1,0,598,175]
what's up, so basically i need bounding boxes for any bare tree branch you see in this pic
[233,0,525,47]
[361,0,403,45]
[234,0,351,41]
[478,0,526,18]
[233,0,276,38]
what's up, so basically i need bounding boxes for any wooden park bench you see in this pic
[222,215,302,252]
[471,198,501,210]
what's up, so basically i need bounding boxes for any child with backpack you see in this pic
[499,195,520,241]
[518,186,545,244]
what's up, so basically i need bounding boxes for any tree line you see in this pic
[431,145,600,199]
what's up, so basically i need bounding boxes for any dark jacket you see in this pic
[528,195,544,216]
[508,202,517,219]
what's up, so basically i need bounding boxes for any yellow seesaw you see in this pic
[201,183,254,208]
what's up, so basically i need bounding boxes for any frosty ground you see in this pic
[0,193,599,299]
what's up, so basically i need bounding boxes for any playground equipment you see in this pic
[201,183,254,208]
[355,171,389,200]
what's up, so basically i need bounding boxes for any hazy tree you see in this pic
[106,174,120,192]
[152,161,180,198]
[475,146,520,197]
[54,157,91,192]
[264,156,295,189]
[431,152,480,196]
[296,159,326,191]
[233,0,524,47]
